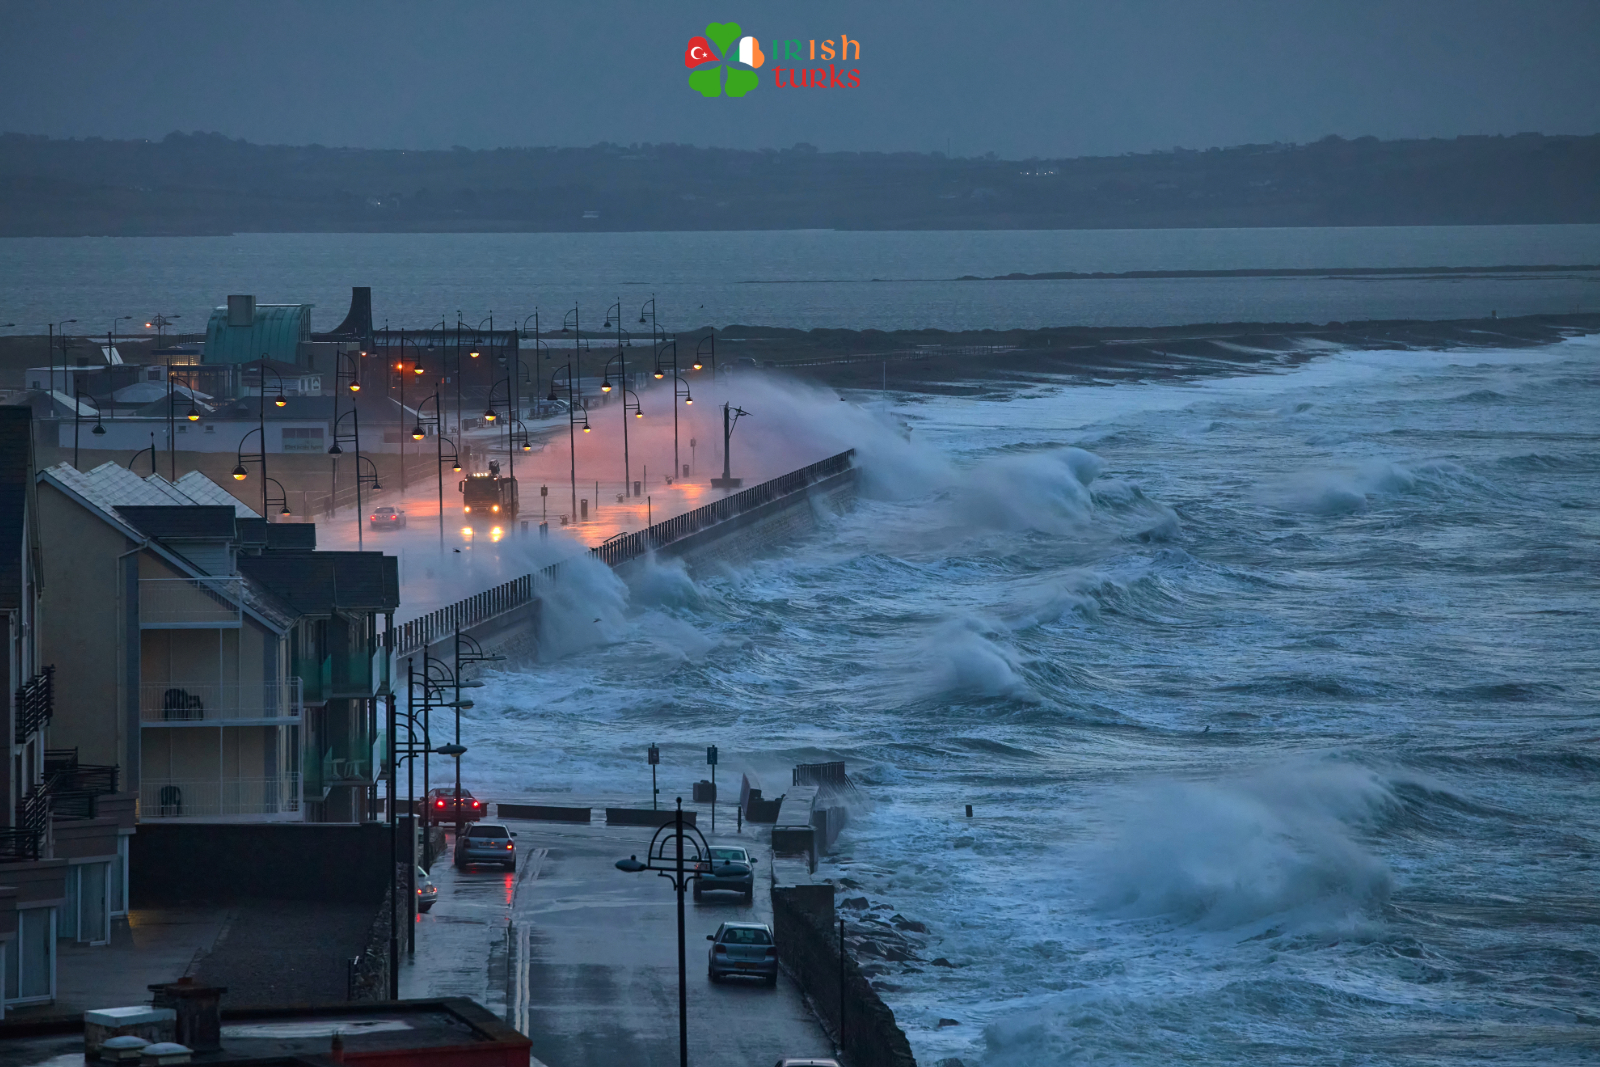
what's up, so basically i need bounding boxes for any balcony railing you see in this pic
[139,679,303,723]
[139,577,243,628]
[14,665,53,744]
[139,774,302,819]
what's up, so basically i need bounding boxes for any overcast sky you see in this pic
[2,0,1596,158]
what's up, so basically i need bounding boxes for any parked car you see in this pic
[693,845,756,902]
[454,822,517,870]
[416,865,437,913]
[425,786,485,825]
[370,506,407,529]
[707,921,778,984]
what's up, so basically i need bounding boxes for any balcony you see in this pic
[139,774,302,820]
[139,679,303,725]
[13,665,54,743]
[139,577,243,629]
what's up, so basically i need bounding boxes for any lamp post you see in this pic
[711,402,751,488]
[614,798,713,1067]
[546,363,588,521]
[694,332,715,380]
[128,434,157,476]
[653,341,691,482]
[451,629,499,837]
[600,348,639,497]
[48,319,77,400]
[144,313,179,351]
[601,300,634,495]
[414,393,447,544]
[230,429,292,519]
[74,391,105,469]
[108,315,131,358]
[484,376,521,513]
[330,406,377,546]
[521,312,548,417]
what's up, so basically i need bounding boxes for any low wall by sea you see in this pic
[771,883,917,1067]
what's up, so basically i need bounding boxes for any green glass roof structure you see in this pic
[205,304,313,365]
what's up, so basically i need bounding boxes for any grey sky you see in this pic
[2,0,1596,158]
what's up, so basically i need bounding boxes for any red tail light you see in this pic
[506,843,514,850]
[436,800,446,807]
[765,947,777,957]
[713,945,727,954]
[471,801,480,808]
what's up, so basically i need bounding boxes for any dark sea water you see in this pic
[462,336,1599,1065]
[2,224,1598,335]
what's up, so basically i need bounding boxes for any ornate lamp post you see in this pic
[615,798,714,1067]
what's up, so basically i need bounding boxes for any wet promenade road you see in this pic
[400,816,835,1067]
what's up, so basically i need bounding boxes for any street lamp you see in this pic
[695,332,716,378]
[546,362,587,520]
[48,319,77,399]
[73,391,105,470]
[108,315,132,357]
[614,798,714,1067]
[656,340,690,481]
[711,402,751,488]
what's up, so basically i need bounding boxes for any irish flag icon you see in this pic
[738,36,764,68]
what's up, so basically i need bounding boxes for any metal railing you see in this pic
[389,450,855,656]
[139,774,302,819]
[138,678,303,723]
[592,449,854,568]
[139,577,243,628]
[14,665,53,744]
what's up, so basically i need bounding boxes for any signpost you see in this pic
[648,743,660,810]
[706,745,718,831]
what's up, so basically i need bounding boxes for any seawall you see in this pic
[772,884,917,1067]
[396,450,859,663]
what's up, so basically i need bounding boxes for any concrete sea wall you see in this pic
[772,884,917,1067]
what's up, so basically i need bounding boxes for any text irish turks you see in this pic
[770,36,862,88]
[685,23,861,97]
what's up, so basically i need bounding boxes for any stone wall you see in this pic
[772,884,917,1067]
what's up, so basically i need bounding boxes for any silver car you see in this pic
[454,822,517,869]
[693,845,756,901]
[706,921,778,985]
[416,866,437,912]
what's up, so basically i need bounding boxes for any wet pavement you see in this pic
[400,816,834,1067]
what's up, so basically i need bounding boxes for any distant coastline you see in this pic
[959,264,1600,281]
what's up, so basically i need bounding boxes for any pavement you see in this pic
[400,813,836,1067]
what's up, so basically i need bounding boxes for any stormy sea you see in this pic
[462,331,1600,1065]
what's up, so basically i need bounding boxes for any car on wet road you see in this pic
[425,786,486,825]
[416,865,437,912]
[707,921,778,985]
[693,845,757,902]
[454,822,517,869]
[369,505,407,529]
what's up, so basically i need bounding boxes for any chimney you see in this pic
[227,295,256,328]
[147,978,227,1052]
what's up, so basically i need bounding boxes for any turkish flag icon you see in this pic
[684,36,718,67]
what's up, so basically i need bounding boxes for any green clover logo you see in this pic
[684,21,763,98]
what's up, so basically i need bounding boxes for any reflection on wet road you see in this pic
[402,819,833,1067]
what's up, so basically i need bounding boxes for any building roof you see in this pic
[237,551,400,615]
[46,462,260,518]
[0,407,32,609]
[114,505,239,542]
[237,518,317,552]
[205,303,312,365]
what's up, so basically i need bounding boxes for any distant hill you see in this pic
[2,131,1597,236]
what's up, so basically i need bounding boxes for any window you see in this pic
[177,424,187,433]
[204,424,215,433]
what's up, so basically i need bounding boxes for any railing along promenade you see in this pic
[391,449,854,656]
